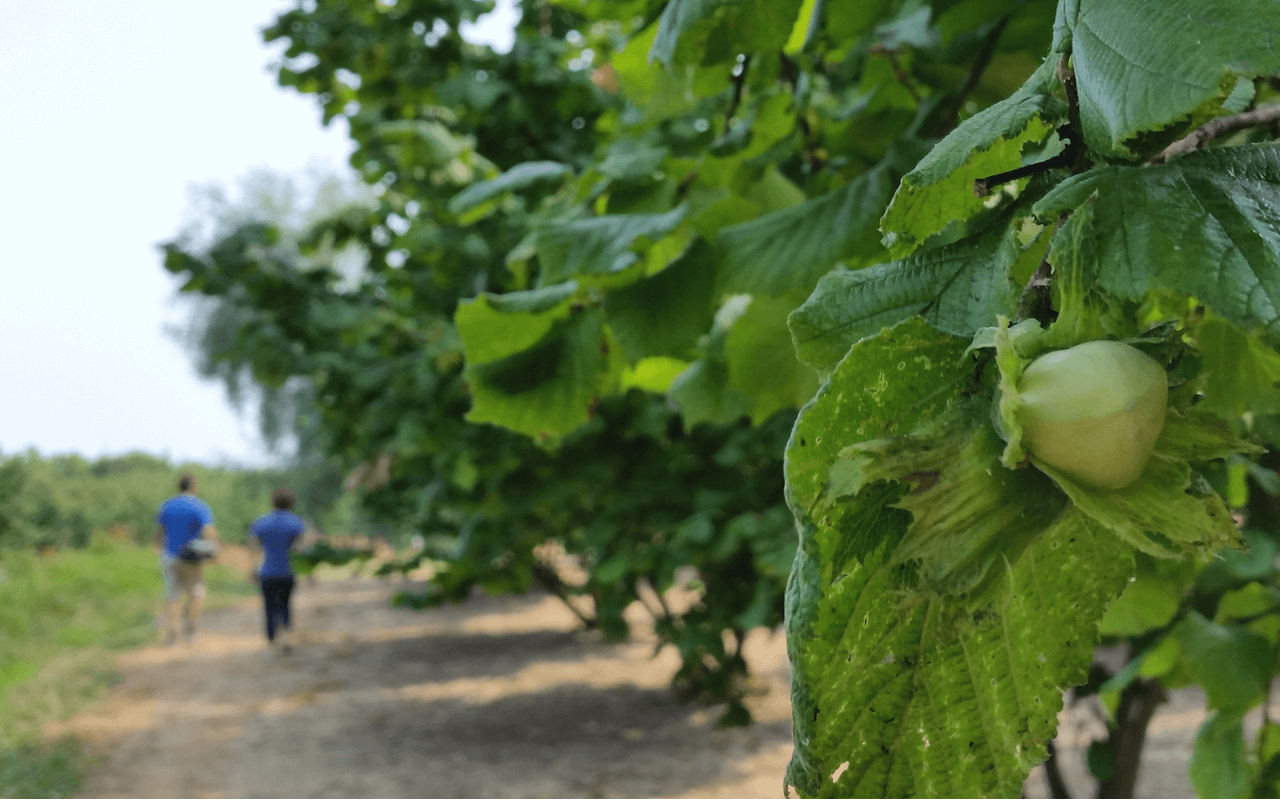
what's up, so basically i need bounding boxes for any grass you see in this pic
[0,536,251,797]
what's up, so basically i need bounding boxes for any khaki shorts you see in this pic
[161,555,206,603]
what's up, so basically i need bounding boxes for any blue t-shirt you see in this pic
[251,510,306,578]
[157,495,215,557]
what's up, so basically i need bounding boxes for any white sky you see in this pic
[0,0,516,467]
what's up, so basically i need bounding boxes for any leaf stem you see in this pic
[1154,102,1280,163]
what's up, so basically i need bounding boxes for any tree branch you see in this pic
[870,45,921,105]
[1154,102,1280,163]
[1055,53,1090,174]
[973,147,1075,197]
[1044,740,1073,799]
[935,16,1010,138]
[724,55,752,126]
[1097,676,1167,798]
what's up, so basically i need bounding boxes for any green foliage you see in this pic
[0,449,352,549]
[160,0,812,719]
[161,0,1280,794]
[1061,0,1280,158]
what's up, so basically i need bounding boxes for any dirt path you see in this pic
[49,578,794,798]
[48,570,1235,799]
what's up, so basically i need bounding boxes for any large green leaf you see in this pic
[1189,711,1250,800]
[447,161,573,216]
[880,57,1065,258]
[826,0,895,40]
[717,157,904,297]
[1035,145,1280,346]
[453,282,579,364]
[788,210,1023,375]
[1195,315,1280,419]
[1177,613,1272,713]
[785,321,1134,797]
[1061,0,1280,158]
[649,0,804,66]
[668,296,755,427]
[456,290,624,441]
[604,240,717,362]
[724,294,820,425]
[535,205,690,289]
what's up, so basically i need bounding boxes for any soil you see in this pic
[47,574,793,799]
[48,561,1227,799]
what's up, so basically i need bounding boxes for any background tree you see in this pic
[163,0,798,722]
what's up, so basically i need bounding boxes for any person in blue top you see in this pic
[247,487,306,653]
[154,473,219,645]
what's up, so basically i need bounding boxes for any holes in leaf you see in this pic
[830,762,849,782]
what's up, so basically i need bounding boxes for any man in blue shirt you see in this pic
[248,487,306,654]
[154,473,219,645]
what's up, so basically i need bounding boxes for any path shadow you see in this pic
[232,681,793,798]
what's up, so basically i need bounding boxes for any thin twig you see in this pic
[973,148,1075,196]
[935,16,1010,137]
[724,55,752,126]
[870,45,921,105]
[1154,102,1280,163]
[1055,53,1090,173]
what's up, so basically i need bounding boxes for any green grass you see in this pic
[0,537,250,797]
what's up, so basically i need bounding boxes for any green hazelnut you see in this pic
[1016,340,1167,490]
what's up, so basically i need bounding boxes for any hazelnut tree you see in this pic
[166,0,1280,795]
[443,0,1280,796]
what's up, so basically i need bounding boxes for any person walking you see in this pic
[248,488,306,653]
[154,473,219,645]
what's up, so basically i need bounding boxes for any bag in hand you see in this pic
[178,538,219,563]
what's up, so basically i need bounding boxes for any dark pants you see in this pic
[260,576,295,641]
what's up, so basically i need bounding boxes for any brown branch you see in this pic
[1044,740,1073,799]
[1014,211,1069,326]
[1154,102,1280,163]
[935,15,1010,137]
[1097,677,1167,798]
[973,148,1075,197]
[1055,53,1090,173]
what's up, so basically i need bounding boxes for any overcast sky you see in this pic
[0,0,515,467]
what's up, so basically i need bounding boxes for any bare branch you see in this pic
[1155,102,1280,163]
